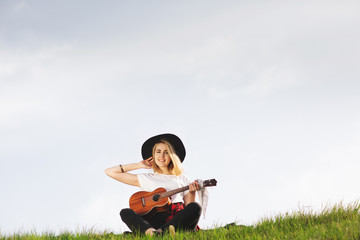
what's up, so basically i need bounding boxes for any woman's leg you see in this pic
[160,202,202,232]
[120,208,154,234]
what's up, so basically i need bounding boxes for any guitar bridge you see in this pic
[141,197,146,207]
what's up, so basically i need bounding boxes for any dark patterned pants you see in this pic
[120,202,201,234]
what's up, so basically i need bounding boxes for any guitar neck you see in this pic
[159,179,217,199]
[161,185,189,198]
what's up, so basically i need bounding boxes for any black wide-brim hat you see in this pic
[141,133,186,162]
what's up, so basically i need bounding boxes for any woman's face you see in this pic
[154,143,171,168]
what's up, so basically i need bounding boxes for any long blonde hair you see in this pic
[152,139,184,176]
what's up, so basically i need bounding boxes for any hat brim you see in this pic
[141,133,186,162]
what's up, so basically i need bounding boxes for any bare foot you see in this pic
[145,227,156,236]
[169,225,175,236]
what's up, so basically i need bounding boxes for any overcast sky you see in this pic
[1,0,360,235]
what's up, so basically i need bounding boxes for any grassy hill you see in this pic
[2,201,359,239]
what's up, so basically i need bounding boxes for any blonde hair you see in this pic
[152,139,184,176]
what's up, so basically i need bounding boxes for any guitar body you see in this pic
[129,187,171,216]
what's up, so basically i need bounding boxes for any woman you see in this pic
[105,133,202,236]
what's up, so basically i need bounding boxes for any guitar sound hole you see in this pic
[153,194,160,201]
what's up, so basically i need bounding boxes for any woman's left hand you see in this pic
[184,181,200,205]
[189,181,200,193]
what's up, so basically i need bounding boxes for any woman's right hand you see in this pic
[139,157,153,169]
[105,157,153,187]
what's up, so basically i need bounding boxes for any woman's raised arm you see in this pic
[105,158,153,187]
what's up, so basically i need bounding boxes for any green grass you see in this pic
[2,201,360,239]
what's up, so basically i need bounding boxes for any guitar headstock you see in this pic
[203,179,217,187]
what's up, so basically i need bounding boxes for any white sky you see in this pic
[1,0,360,235]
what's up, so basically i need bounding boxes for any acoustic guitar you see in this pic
[129,179,217,216]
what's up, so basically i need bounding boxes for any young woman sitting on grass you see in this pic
[105,133,202,236]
